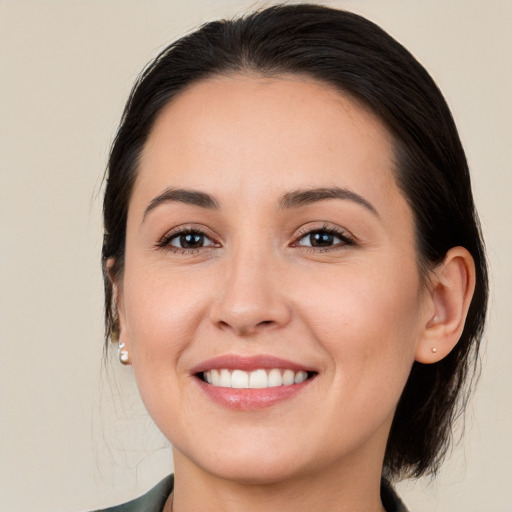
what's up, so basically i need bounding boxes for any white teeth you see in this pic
[294,370,308,384]
[231,369,249,388]
[203,368,310,389]
[249,369,268,388]
[268,368,283,387]
[282,369,295,386]
[219,369,231,387]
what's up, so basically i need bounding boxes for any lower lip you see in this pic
[195,377,313,410]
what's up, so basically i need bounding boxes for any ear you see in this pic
[107,258,131,365]
[415,247,476,364]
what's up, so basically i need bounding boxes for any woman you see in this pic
[97,4,488,511]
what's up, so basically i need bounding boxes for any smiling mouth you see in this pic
[198,368,316,389]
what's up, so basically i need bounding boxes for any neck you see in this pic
[170,447,387,512]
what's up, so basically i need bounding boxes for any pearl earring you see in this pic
[118,342,130,365]
[431,347,438,355]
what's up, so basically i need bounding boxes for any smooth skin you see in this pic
[112,74,475,512]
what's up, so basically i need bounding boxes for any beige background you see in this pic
[0,1,510,511]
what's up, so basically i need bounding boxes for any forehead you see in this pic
[134,74,406,222]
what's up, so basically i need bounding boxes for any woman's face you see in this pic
[117,75,433,484]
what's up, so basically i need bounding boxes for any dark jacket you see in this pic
[92,474,409,512]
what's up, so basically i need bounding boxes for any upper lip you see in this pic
[190,354,315,374]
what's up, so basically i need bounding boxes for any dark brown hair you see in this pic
[102,4,488,479]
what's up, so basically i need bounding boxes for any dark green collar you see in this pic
[91,474,174,512]
[93,474,408,512]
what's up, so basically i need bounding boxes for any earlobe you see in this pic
[107,258,131,366]
[415,247,476,364]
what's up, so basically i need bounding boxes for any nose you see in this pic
[209,246,291,336]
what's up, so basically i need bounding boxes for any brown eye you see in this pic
[169,231,213,249]
[298,230,345,248]
[309,231,336,247]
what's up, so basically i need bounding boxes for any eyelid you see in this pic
[291,223,356,248]
[155,222,355,252]
[168,231,215,248]
[156,224,221,251]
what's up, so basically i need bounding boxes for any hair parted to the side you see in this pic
[102,4,488,480]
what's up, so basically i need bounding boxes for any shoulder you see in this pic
[90,474,174,512]
[381,479,409,512]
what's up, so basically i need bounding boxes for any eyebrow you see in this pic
[143,185,378,220]
[143,187,219,220]
[280,187,379,217]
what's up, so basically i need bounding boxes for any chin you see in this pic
[173,432,315,485]
[205,456,310,486]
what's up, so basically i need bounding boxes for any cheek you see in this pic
[296,260,424,383]
[121,261,211,368]
[120,262,215,432]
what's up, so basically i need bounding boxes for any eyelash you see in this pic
[156,224,355,254]
[292,224,355,251]
[157,227,219,254]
